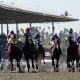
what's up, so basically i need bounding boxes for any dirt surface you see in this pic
[0,67,80,80]
[0,52,79,80]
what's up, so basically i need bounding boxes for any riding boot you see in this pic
[50,46,53,54]
[5,43,9,51]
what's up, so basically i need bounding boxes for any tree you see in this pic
[45,32,48,37]
[48,26,50,30]
[36,26,38,29]
[59,30,62,37]
[43,28,45,31]
[39,26,41,30]
[20,28,24,35]
[40,30,44,36]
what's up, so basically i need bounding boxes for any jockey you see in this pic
[22,27,34,49]
[33,32,44,51]
[65,28,77,53]
[50,33,60,53]
[6,30,17,50]
[23,27,32,43]
[33,32,42,44]
[66,28,77,43]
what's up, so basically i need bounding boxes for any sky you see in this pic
[0,0,80,35]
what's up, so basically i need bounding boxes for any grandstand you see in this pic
[0,1,79,59]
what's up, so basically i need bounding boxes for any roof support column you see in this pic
[1,19,3,40]
[29,22,31,29]
[52,22,54,34]
[7,23,8,35]
[16,21,18,40]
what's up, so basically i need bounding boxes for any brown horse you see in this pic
[51,38,62,72]
[34,39,45,72]
[6,37,22,72]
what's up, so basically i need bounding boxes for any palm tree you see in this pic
[48,26,50,30]
[20,28,24,34]
[39,26,41,30]
[43,28,45,31]
[36,26,38,29]
[45,32,48,37]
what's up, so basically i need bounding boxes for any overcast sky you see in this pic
[0,0,80,35]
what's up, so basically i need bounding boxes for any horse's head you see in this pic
[67,36,73,46]
[67,36,72,41]
[33,39,38,49]
[54,38,60,48]
[10,34,15,39]
[10,34,15,44]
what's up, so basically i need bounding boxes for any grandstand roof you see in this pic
[0,1,79,24]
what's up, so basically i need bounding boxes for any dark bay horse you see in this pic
[77,39,80,71]
[22,34,35,72]
[66,36,76,72]
[6,39,22,72]
[34,39,45,72]
[51,38,62,72]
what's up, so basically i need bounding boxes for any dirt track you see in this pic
[0,53,79,80]
[0,68,80,80]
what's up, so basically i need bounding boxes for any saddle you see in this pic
[8,38,15,44]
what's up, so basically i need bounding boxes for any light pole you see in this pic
[35,2,40,10]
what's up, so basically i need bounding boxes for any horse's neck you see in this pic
[7,43,12,53]
[69,40,74,45]
[55,43,59,49]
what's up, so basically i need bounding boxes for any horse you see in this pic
[66,36,76,72]
[6,35,22,72]
[33,39,45,72]
[22,34,35,72]
[51,38,62,72]
[77,39,80,71]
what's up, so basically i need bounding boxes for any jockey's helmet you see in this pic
[25,27,30,32]
[35,32,40,38]
[10,30,14,34]
[53,33,57,36]
[68,28,73,33]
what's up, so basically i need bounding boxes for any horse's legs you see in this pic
[34,51,38,69]
[35,58,38,69]
[72,60,75,72]
[31,56,34,70]
[67,56,70,68]
[10,58,13,72]
[56,60,59,72]
[26,58,30,72]
[17,60,21,72]
[38,54,42,72]
[52,57,54,66]
[76,53,79,68]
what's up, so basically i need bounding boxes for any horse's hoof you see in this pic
[52,63,54,66]
[72,70,75,72]
[11,71,14,73]
[68,69,71,72]
[54,70,56,72]
[44,61,46,64]
[36,66,38,69]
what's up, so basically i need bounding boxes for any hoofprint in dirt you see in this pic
[0,71,80,80]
